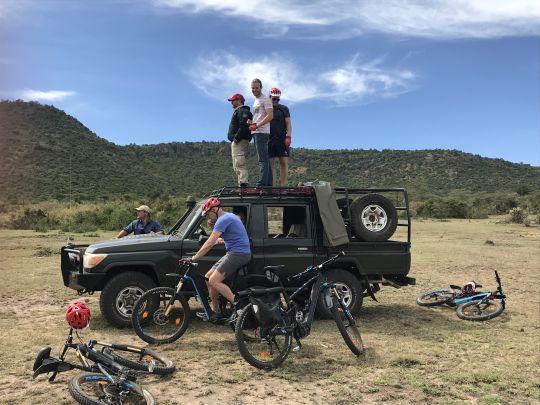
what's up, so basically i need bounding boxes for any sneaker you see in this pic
[196,311,209,321]
[208,313,227,325]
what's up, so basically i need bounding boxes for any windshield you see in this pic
[174,205,202,237]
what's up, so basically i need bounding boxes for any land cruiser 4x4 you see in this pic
[61,182,415,327]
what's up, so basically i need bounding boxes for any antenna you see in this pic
[67,154,73,244]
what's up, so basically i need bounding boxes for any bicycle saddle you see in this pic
[264,265,285,272]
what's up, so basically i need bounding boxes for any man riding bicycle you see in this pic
[188,197,251,322]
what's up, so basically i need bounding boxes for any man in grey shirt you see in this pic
[248,78,273,187]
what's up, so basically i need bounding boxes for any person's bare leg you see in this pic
[269,157,277,186]
[279,156,288,186]
[208,270,235,304]
[205,268,220,312]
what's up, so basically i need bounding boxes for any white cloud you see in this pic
[19,89,76,102]
[188,52,415,106]
[153,0,540,39]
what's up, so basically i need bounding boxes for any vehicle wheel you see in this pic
[456,299,504,321]
[350,194,398,242]
[235,304,292,370]
[331,295,364,356]
[99,272,156,328]
[416,289,456,306]
[317,269,363,319]
[132,287,190,344]
[68,373,155,405]
[102,344,175,375]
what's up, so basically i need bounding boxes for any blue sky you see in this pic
[1,0,539,165]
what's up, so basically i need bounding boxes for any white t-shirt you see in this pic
[252,95,273,134]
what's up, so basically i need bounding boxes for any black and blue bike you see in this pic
[234,252,364,370]
[417,271,506,321]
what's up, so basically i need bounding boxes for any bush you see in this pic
[508,207,525,224]
[9,208,59,230]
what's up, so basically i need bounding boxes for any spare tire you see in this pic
[350,194,398,242]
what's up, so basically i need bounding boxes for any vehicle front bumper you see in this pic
[61,244,104,292]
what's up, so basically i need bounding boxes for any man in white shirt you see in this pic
[248,78,273,187]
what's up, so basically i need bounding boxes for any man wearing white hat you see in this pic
[116,205,164,238]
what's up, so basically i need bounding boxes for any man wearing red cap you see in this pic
[227,93,253,187]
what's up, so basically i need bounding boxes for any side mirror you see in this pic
[198,234,209,244]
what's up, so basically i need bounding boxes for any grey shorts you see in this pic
[214,252,251,277]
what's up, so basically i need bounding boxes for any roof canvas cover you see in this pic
[306,180,349,247]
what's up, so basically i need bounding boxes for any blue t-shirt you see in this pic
[124,219,163,235]
[213,213,250,254]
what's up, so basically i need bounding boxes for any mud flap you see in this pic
[364,275,378,302]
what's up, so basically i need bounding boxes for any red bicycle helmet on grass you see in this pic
[66,300,91,329]
[201,197,221,216]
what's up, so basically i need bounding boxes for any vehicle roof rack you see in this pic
[203,186,315,200]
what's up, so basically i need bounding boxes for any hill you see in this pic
[0,100,539,203]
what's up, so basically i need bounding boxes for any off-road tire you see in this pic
[331,295,364,356]
[456,299,504,321]
[102,345,175,375]
[416,289,456,306]
[68,373,156,405]
[350,193,398,242]
[99,271,156,328]
[317,269,363,319]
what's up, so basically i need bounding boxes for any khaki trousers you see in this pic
[231,139,249,185]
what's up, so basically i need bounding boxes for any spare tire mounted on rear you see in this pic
[350,193,398,242]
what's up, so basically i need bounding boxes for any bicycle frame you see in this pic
[33,328,128,382]
[164,263,214,319]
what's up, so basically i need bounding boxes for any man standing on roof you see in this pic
[268,87,292,186]
[227,93,252,187]
[249,78,273,187]
[188,197,251,322]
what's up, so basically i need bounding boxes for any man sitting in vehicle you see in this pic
[116,205,163,238]
[190,198,251,322]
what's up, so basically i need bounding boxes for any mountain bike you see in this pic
[234,251,364,370]
[33,327,174,404]
[132,259,278,344]
[417,271,506,321]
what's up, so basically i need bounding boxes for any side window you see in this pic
[187,205,248,239]
[265,206,308,238]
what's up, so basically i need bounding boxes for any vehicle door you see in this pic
[181,205,250,277]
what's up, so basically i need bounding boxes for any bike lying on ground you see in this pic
[234,251,364,370]
[33,327,175,404]
[417,271,506,321]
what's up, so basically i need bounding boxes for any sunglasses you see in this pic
[272,97,280,101]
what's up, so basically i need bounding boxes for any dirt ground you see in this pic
[0,219,539,404]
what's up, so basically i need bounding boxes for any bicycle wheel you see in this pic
[234,304,292,370]
[331,295,364,356]
[132,287,190,344]
[102,344,175,375]
[456,299,504,321]
[416,289,456,306]
[68,373,155,405]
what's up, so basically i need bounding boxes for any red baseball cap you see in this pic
[227,93,245,102]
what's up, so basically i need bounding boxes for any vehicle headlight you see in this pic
[83,253,108,269]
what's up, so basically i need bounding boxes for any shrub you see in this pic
[508,207,525,224]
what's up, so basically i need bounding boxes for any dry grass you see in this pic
[0,219,539,404]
